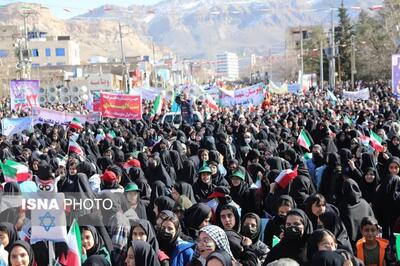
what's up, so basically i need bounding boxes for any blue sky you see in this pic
[1,0,163,18]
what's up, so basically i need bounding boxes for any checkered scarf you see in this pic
[193,225,235,260]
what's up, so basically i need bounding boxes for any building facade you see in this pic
[216,52,239,81]
[29,36,80,67]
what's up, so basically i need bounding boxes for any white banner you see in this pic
[220,83,264,107]
[32,107,101,126]
[1,117,33,136]
[342,88,370,100]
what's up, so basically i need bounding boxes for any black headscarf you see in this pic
[178,160,197,185]
[358,167,380,204]
[154,196,176,212]
[130,240,161,266]
[206,250,233,266]
[183,203,211,239]
[319,212,352,253]
[215,204,241,232]
[311,251,345,266]
[8,240,35,266]
[0,222,19,252]
[129,219,159,252]
[240,213,261,243]
[82,255,109,266]
[174,181,196,203]
[341,178,362,205]
[81,225,105,257]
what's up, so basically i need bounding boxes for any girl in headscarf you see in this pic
[215,204,241,233]
[193,165,216,202]
[228,171,251,213]
[263,195,296,248]
[307,229,339,262]
[183,203,212,240]
[375,156,400,238]
[0,222,19,253]
[339,179,374,249]
[145,153,173,189]
[209,161,230,188]
[205,250,233,266]
[128,219,160,254]
[127,165,151,201]
[241,213,269,264]
[319,212,353,253]
[153,196,176,218]
[191,225,235,266]
[304,193,340,230]
[172,181,197,204]
[81,225,111,265]
[358,167,380,204]
[125,240,161,266]
[263,209,314,265]
[319,153,343,204]
[8,240,36,266]
[178,160,197,185]
[155,210,194,266]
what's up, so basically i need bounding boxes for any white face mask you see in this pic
[244,138,251,144]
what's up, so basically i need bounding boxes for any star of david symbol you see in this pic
[39,211,56,232]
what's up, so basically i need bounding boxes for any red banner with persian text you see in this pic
[100,92,142,119]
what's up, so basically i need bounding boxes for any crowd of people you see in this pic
[0,81,399,266]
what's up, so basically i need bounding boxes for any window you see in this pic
[55,48,65,56]
[31,49,39,57]
[0,50,7,57]
[45,48,51,57]
[31,63,40,68]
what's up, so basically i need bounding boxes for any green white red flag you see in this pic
[297,130,312,151]
[0,160,30,182]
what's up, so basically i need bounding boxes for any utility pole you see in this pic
[320,39,324,91]
[330,8,336,90]
[19,10,34,80]
[300,26,304,91]
[350,35,356,90]
[284,39,288,81]
[118,22,128,93]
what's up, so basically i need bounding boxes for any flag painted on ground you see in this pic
[275,166,298,188]
[297,130,312,151]
[0,160,30,182]
[150,95,163,118]
[66,219,82,266]
[370,131,383,152]
[68,140,85,159]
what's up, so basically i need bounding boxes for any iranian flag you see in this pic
[297,130,312,151]
[68,140,85,159]
[205,94,219,112]
[275,166,298,188]
[150,95,163,119]
[70,118,83,130]
[370,131,383,152]
[65,219,82,266]
[0,160,30,182]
